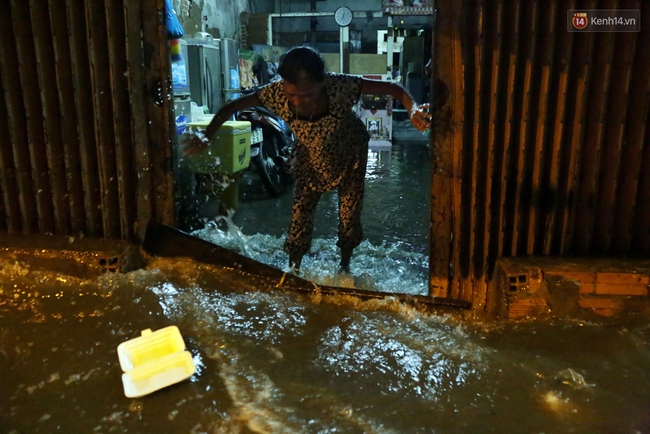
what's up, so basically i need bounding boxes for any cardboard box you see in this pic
[247,14,270,46]
[322,53,388,74]
[351,54,388,74]
[187,120,251,174]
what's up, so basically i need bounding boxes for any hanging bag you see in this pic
[165,0,185,40]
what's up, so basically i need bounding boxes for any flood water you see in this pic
[1,251,650,433]
[2,138,650,433]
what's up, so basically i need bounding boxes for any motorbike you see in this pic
[236,104,295,197]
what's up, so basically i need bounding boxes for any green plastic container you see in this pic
[186,120,251,174]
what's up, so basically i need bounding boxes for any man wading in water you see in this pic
[184,46,434,274]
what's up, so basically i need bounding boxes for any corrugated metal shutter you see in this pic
[431,0,650,307]
[0,0,176,241]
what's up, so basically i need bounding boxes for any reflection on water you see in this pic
[1,253,650,433]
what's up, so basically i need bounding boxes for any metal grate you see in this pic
[98,256,122,273]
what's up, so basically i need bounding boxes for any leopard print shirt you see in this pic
[257,73,370,192]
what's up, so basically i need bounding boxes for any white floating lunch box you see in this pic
[117,326,196,398]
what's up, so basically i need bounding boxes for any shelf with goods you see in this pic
[382,0,434,16]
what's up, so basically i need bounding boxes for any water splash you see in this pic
[191,216,429,296]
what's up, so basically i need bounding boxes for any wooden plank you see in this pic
[429,0,456,297]
[141,0,176,228]
[561,0,598,253]
[472,0,503,309]
[124,0,154,242]
[11,0,55,234]
[453,0,471,301]
[66,0,103,237]
[544,0,575,254]
[482,0,507,310]
[488,0,508,271]
[497,0,521,258]
[48,0,87,235]
[511,0,538,256]
[0,2,37,234]
[30,0,72,235]
[462,0,484,304]
[0,75,8,231]
[573,1,617,253]
[528,1,555,253]
[448,0,466,301]
[594,28,636,252]
[470,0,487,305]
[614,0,649,253]
[631,110,650,253]
[0,188,5,232]
[86,0,120,238]
[106,0,137,240]
[0,45,22,233]
[627,2,650,254]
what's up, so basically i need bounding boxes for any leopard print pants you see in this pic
[283,169,366,258]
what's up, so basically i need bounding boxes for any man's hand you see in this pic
[409,103,432,132]
[182,130,210,157]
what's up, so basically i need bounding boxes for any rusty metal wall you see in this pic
[0,0,176,242]
[432,0,650,308]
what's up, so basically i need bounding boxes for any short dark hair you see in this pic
[277,46,326,84]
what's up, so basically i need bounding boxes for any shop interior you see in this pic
[170,1,438,289]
